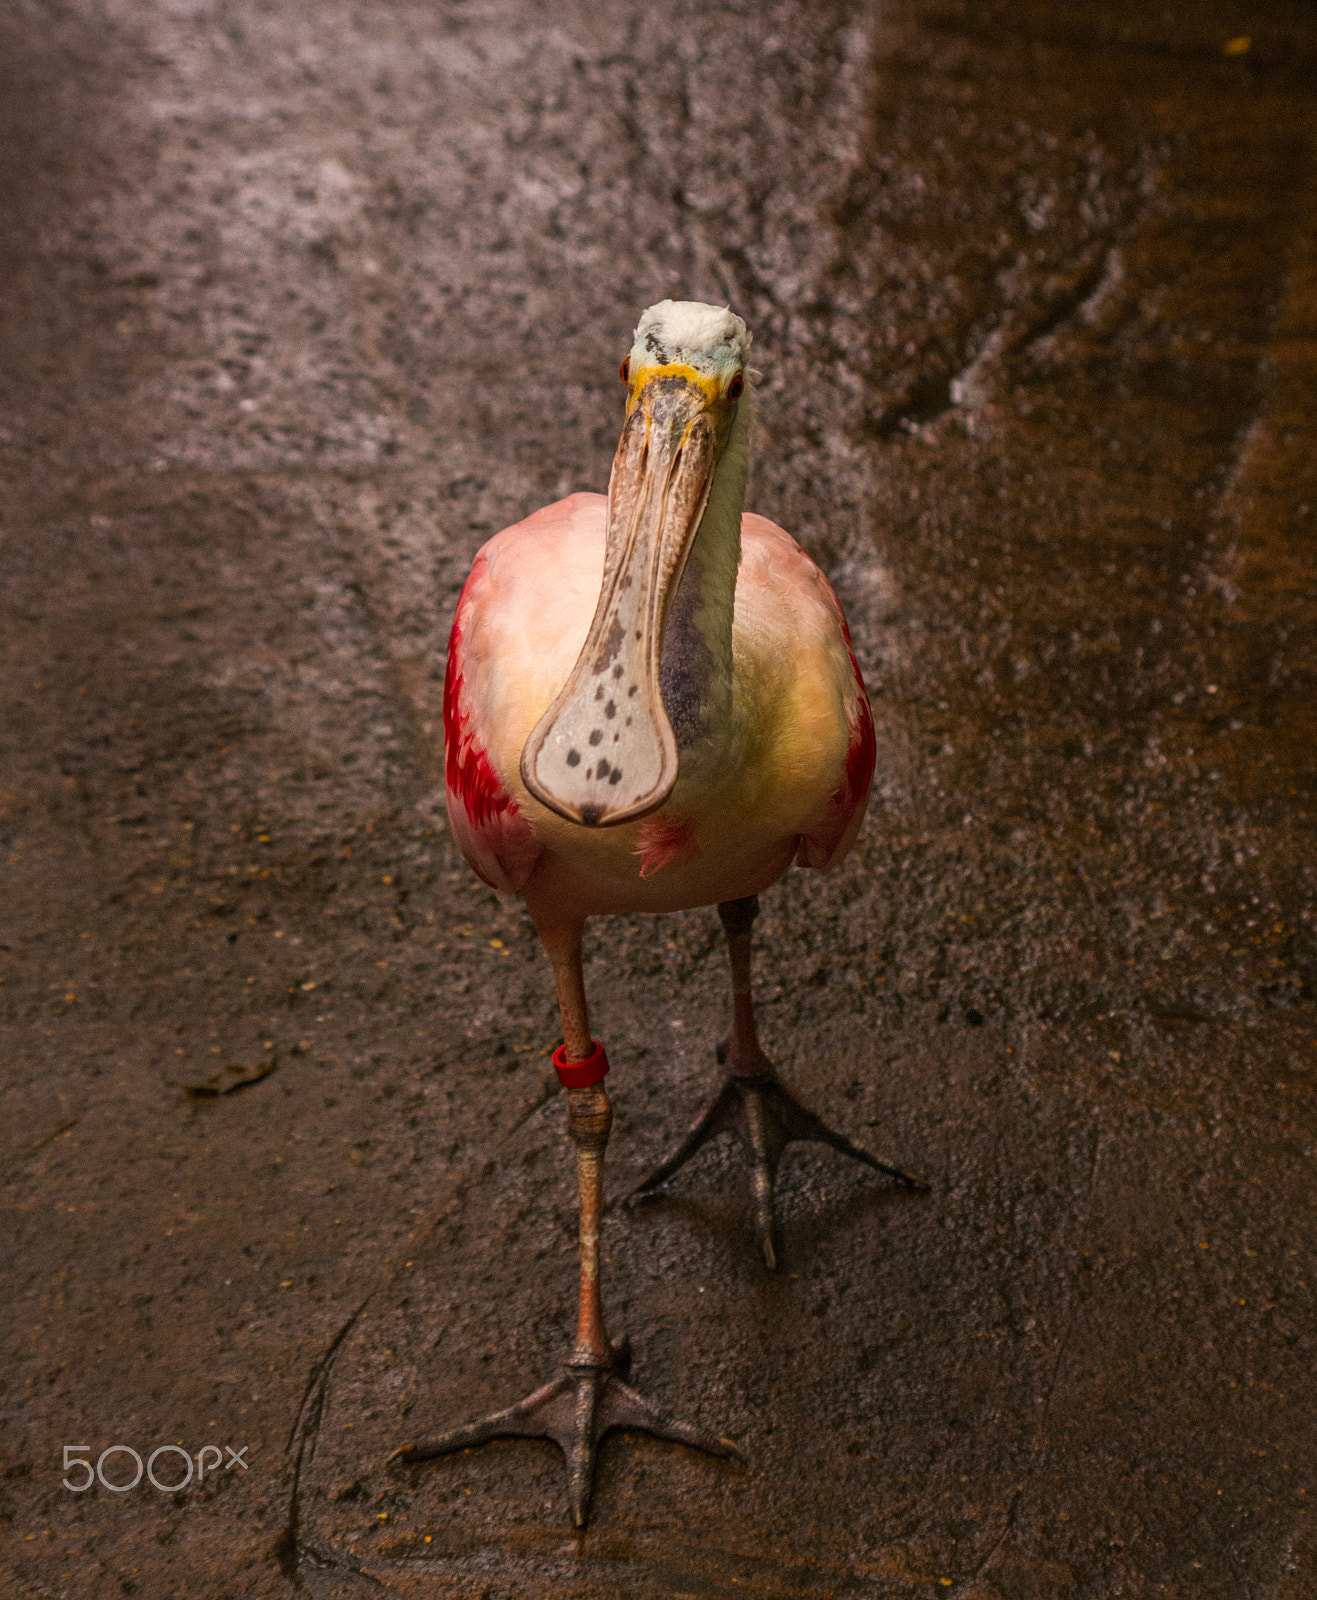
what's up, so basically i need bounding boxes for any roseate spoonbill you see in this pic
[392,300,923,1524]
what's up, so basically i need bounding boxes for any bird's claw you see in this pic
[631,1066,927,1269]
[390,1352,741,1528]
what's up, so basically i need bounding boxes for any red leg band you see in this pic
[552,1039,610,1088]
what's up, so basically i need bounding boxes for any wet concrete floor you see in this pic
[2,1,1316,1595]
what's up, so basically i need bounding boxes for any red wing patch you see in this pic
[443,556,539,892]
[635,815,694,878]
[444,558,516,828]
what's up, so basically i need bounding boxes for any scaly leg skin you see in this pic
[632,895,928,1270]
[391,921,741,1528]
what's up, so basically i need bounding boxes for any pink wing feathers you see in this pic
[443,554,541,893]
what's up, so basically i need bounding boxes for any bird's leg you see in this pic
[548,918,594,1062]
[567,1081,614,1368]
[391,918,740,1528]
[632,894,928,1269]
[719,892,773,1076]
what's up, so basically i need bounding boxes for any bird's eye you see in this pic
[619,358,630,383]
[727,374,744,401]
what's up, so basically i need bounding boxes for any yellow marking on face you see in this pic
[627,361,726,410]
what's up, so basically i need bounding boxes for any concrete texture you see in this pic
[2,1,1316,1595]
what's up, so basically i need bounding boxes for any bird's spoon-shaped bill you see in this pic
[521,378,716,827]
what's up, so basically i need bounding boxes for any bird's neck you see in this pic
[659,393,751,758]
